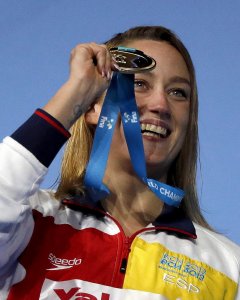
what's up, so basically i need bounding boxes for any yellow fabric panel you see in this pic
[123,237,238,299]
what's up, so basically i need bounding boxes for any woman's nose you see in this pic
[139,90,171,120]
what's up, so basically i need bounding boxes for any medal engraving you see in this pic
[112,54,127,65]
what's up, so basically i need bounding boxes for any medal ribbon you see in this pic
[84,72,185,207]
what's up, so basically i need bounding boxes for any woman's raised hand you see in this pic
[43,43,115,129]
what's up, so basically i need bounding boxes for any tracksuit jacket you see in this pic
[0,109,239,300]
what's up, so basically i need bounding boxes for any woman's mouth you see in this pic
[140,123,170,139]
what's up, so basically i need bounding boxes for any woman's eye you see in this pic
[168,88,188,100]
[134,80,147,90]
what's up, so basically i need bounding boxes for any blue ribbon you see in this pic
[84,72,185,207]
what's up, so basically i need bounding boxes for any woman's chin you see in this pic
[146,161,169,180]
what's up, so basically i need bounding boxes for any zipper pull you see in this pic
[120,258,127,273]
[120,236,131,273]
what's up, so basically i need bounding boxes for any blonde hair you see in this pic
[55,26,212,230]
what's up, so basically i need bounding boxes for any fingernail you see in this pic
[107,71,112,80]
[101,70,106,78]
[113,63,120,71]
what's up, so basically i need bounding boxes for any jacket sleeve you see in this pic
[0,109,70,278]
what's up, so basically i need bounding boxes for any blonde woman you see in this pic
[0,26,239,299]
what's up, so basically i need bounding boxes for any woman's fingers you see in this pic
[90,43,113,79]
[70,43,114,80]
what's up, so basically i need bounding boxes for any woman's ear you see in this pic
[85,102,102,125]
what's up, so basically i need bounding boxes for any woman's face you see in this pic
[105,39,191,179]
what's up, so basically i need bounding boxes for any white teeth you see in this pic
[142,132,157,137]
[146,124,151,131]
[141,123,167,136]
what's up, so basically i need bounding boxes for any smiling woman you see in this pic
[0,25,239,300]
[56,28,199,227]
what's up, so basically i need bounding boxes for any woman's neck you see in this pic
[101,168,165,236]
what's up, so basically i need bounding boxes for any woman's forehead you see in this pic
[126,39,190,80]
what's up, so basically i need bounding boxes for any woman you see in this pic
[0,26,239,299]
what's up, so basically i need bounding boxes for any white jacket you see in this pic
[0,110,239,299]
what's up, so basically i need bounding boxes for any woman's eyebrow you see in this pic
[136,73,190,85]
[168,76,191,87]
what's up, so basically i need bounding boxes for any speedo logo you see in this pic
[47,253,82,271]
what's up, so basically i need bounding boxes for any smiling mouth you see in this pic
[140,123,170,138]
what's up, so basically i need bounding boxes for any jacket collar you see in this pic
[62,198,197,239]
[153,204,197,239]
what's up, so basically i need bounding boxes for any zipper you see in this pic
[120,258,127,273]
[120,236,131,274]
[62,199,196,286]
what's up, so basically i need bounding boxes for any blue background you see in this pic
[0,0,239,244]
